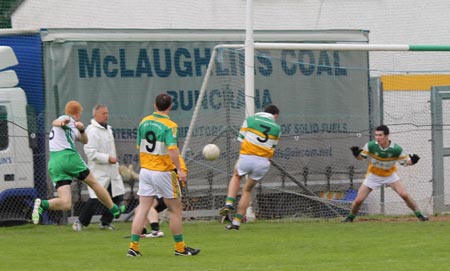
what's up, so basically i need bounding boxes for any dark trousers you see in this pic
[78,184,123,226]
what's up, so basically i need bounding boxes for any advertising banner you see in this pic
[43,29,370,174]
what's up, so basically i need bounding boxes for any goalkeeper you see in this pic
[342,125,428,222]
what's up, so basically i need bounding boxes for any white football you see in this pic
[202,144,220,161]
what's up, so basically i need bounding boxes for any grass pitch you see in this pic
[1,217,449,271]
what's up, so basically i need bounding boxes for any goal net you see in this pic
[182,44,373,219]
[3,29,450,225]
[181,44,449,220]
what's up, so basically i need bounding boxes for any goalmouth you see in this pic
[181,42,450,220]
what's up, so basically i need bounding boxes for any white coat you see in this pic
[83,119,125,198]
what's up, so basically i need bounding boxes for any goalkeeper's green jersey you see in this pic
[238,112,281,158]
[360,140,409,177]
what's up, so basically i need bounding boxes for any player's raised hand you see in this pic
[60,116,70,126]
[350,146,362,157]
[75,121,85,133]
[409,154,420,164]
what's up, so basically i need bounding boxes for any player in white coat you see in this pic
[73,104,126,231]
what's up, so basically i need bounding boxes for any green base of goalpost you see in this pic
[252,43,450,51]
[409,45,450,51]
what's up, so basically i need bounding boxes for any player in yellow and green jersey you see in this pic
[127,93,200,257]
[342,124,428,222]
[220,105,281,230]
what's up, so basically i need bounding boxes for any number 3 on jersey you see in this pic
[257,124,270,143]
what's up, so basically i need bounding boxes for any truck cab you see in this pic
[0,46,37,225]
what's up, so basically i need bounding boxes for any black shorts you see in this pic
[55,180,72,189]
[155,197,167,213]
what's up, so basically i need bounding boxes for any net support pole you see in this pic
[181,44,245,157]
[245,0,255,117]
[181,48,218,157]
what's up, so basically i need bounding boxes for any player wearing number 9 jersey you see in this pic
[137,111,178,172]
[220,105,281,230]
[127,93,200,257]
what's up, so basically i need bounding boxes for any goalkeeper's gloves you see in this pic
[350,146,362,157]
[409,154,420,164]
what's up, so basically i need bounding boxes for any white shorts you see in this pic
[236,154,271,181]
[363,172,400,190]
[137,168,181,199]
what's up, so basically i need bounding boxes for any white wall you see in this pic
[11,0,450,72]
[11,0,450,42]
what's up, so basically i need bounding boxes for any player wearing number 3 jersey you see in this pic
[238,110,281,158]
[220,105,281,230]
[127,93,200,257]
